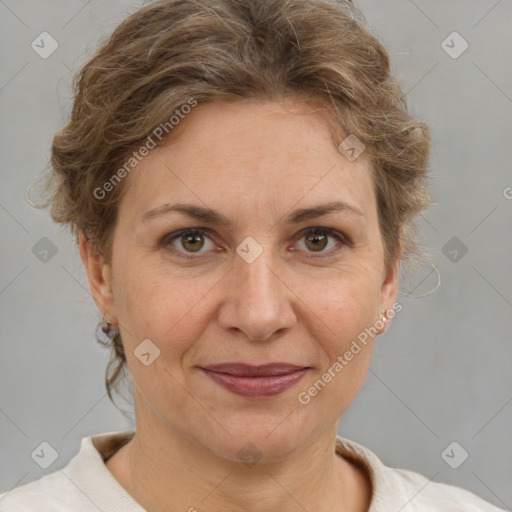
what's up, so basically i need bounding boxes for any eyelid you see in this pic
[159,227,217,260]
[292,226,348,258]
[160,226,349,259]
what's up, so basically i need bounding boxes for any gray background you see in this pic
[1,0,511,509]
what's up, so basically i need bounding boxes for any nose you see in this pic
[217,244,297,342]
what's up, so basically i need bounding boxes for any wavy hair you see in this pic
[33,0,433,402]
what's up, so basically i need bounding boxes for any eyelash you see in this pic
[160,227,348,260]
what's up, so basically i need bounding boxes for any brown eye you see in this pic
[181,232,205,252]
[304,230,329,252]
[295,227,345,258]
[161,228,216,258]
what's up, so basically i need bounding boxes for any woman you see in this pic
[1,0,505,510]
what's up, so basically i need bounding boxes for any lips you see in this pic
[200,363,307,377]
[199,363,309,397]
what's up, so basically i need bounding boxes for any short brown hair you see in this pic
[34,0,432,402]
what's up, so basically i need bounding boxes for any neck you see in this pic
[106,418,371,512]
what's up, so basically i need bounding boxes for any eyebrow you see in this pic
[141,200,364,226]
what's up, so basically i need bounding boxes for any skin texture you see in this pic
[80,97,400,512]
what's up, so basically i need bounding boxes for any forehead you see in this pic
[159,98,357,167]
[119,98,376,222]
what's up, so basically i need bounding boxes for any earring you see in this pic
[100,315,119,339]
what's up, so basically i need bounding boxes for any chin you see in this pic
[198,413,315,465]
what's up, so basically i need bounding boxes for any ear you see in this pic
[378,246,401,335]
[79,232,117,322]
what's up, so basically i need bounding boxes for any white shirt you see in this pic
[0,430,505,511]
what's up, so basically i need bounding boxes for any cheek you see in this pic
[117,273,213,412]
[293,263,382,340]
[294,276,378,417]
[117,263,217,362]
[291,264,381,397]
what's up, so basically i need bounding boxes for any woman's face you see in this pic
[86,98,399,462]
